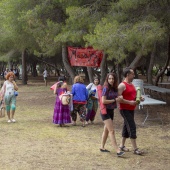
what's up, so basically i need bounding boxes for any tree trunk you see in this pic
[87,67,93,83]
[22,49,27,85]
[117,63,123,84]
[129,54,143,70]
[100,54,107,85]
[8,60,12,70]
[147,43,156,84]
[155,36,170,85]
[31,61,38,77]
[62,44,75,84]
[82,67,89,82]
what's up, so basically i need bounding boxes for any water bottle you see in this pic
[136,87,141,104]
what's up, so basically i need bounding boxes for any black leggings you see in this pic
[120,109,137,139]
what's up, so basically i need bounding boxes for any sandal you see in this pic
[119,146,129,152]
[134,148,144,155]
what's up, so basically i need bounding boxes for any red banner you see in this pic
[68,47,103,67]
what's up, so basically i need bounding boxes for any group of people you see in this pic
[1,68,20,80]
[0,68,144,157]
[52,67,144,157]
[53,75,99,127]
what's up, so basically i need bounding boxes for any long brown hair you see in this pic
[103,73,118,91]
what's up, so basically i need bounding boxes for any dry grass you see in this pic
[0,78,170,170]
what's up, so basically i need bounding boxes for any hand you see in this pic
[140,96,145,101]
[12,81,16,85]
[116,96,123,102]
[67,91,71,94]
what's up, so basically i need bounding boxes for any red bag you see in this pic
[97,85,107,115]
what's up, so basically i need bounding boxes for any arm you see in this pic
[102,96,115,104]
[118,83,136,105]
[86,83,93,90]
[62,82,68,89]
[54,84,58,94]
[62,82,70,92]
[0,82,6,100]
[12,81,18,91]
[101,87,116,104]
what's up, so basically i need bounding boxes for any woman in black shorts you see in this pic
[100,73,124,157]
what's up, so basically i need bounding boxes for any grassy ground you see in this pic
[0,77,170,170]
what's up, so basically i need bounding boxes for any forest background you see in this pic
[0,1,170,169]
[0,0,169,85]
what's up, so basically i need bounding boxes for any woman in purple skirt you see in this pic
[53,81,71,127]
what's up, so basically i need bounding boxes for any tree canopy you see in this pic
[0,0,169,84]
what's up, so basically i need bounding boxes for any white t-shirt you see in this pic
[86,83,98,99]
[43,70,48,78]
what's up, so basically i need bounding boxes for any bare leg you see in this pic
[11,110,15,119]
[130,138,137,150]
[7,111,10,120]
[82,120,85,127]
[120,137,127,148]
[103,119,121,153]
[119,137,130,152]
[100,125,109,149]
[131,138,143,154]
[72,121,76,125]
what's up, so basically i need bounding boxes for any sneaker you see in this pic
[117,151,125,157]
[11,119,16,123]
[7,120,11,123]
